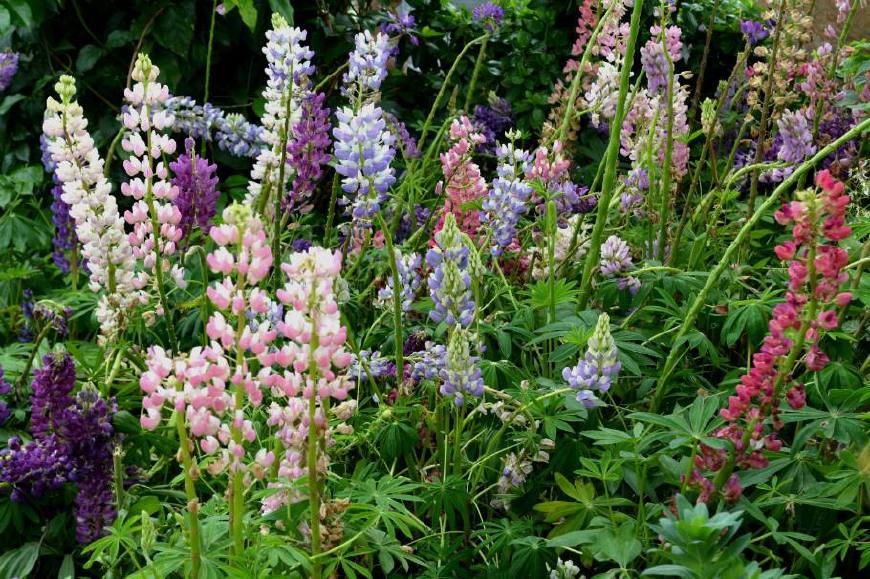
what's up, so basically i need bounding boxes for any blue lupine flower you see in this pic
[440,329,484,406]
[562,313,620,407]
[378,249,422,312]
[482,141,532,256]
[343,30,391,97]
[333,103,396,223]
[426,214,475,327]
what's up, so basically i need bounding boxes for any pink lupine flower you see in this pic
[688,171,853,504]
[433,116,487,239]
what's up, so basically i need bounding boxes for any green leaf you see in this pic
[76,44,103,73]
[2,0,32,30]
[0,542,40,578]
[0,94,25,116]
[225,0,257,32]
[153,0,195,56]
[268,0,294,25]
[58,554,75,579]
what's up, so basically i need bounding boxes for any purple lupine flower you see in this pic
[165,96,223,140]
[380,11,420,48]
[473,2,505,32]
[61,387,116,544]
[562,313,620,407]
[426,214,475,327]
[473,95,513,151]
[40,135,56,173]
[740,20,769,45]
[377,249,423,312]
[482,142,532,256]
[0,51,18,92]
[641,41,669,94]
[333,103,396,223]
[163,95,267,158]
[384,111,420,160]
[621,168,648,215]
[286,91,331,210]
[291,238,312,252]
[411,341,447,382]
[0,353,116,543]
[343,30,391,96]
[169,137,220,237]
[30,352,77,439]
[777,109,816,164]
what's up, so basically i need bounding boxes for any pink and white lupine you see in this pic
[261,246,354,514]
[42,75,139,339]
[140,204,274,471]
[121,53,186,300]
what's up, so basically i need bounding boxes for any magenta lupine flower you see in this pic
[690,170,853,503]
[169,137,220,238]
[286,91,331,211]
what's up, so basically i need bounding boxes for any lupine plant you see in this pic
[0,1,868,577]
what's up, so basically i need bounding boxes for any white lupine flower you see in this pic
[43,75,139,339]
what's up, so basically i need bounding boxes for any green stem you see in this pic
[201,0,218,156]
[324,173,341,247]
[656,22,676,259]
[745,0,787,222]
[307,328,322,579]
[551,0,618,149]
[650,117,870,411]
[416,34,487,154]
[688,0,721,125]
[15,325,50,399]
[203,0,217,104]
[463,34,490,112]
[452,403,467,478]
[174,383,202,579]
[577,0,644,310]
[376,213,405,381]
[273,62,296,289]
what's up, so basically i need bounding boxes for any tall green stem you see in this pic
[552,0,619,149]
[745,0,787,221]
[273,62,296,289]
[307,328,322,579]
[650,117,870,411]
[463,34,490,112]
[174,380,202,578]
[416,34,487,155]
[656,26,677,260]
[376,213,405,380]
[577,0,644,310]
